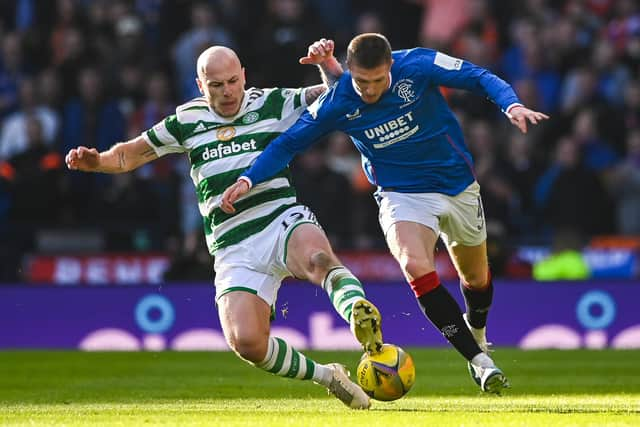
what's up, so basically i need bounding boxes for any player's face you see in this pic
[198,65,246,117]
[349,61,392,104]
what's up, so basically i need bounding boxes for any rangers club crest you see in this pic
[392,79,416,106]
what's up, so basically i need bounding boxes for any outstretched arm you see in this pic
[504,105,549,134]
[220,130,305,214]
[424,49,549,133]
[299,38,344,86]
[220,108,332,213]
[65,136,158,173]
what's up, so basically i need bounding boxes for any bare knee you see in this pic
[460,268,489,289]
[399,254,434,280]
[217,292,271,363]
[227,333,268,363]
[308,250,336,282]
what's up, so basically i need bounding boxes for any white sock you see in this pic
[471,352,494,368]
[313,364,334,387]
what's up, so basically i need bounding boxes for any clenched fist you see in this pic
[65,146,100,171]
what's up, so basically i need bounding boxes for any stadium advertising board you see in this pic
[22,249,639,285]
[24,254,172,284]
[1,281,638,350]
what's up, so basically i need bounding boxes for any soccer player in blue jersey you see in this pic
[221,34,549,394]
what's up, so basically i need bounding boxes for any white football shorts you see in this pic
[213,204,319,306]
[376,181,487,247]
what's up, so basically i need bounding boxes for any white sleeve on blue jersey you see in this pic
[417,48,521,114]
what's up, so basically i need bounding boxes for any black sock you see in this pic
[417,284,482,361]
[460,279,493,329]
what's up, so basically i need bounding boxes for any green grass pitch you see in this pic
[1,349,638,426]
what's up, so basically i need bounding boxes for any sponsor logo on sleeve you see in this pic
[434,52,463,71]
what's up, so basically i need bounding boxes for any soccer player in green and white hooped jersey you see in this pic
[65,46,383,410]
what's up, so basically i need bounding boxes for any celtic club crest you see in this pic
[242,111,259,124]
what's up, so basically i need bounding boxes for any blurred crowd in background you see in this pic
[1,0,640,282]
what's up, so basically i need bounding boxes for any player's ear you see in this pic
[196,78,204,95]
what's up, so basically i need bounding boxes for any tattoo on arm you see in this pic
[318,68,336,87]
[118,152,125,170]
[318,58,344,86]
[141,148,156,158]
[305,84,326,104]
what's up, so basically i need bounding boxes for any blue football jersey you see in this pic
[243,48,521,195]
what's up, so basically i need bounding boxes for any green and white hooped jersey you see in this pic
[142,87,308,254]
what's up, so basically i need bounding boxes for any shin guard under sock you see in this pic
[460,271,494,329]
[411,272,482,361]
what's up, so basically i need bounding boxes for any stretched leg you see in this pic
[446,241,494,352]
[285,222,383,353]
[386,221,507,393]
[217,291,369,409]
[385,221,485,358]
